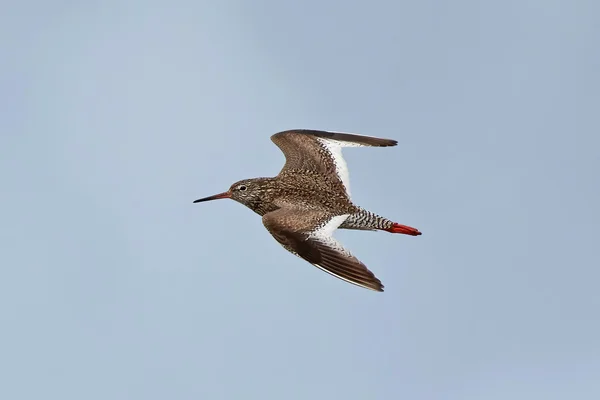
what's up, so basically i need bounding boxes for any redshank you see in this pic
[193,129,421,292]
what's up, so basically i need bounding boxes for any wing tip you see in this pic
[351,278,385,292]
[369,282,385,292]
[311,258,386,293]
[273,129,398,147]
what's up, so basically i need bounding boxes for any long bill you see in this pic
[193,191,231,203]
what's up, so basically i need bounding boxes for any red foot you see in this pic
[385,223,422,236]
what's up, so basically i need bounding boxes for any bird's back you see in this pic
[272,170,357,214]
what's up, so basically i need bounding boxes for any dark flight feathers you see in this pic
[263,207,384,292]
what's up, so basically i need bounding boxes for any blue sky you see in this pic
[2,1,599,399]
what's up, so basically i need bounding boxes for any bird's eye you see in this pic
[238,185,247,191]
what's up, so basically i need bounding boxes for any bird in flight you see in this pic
[193,129,421,292]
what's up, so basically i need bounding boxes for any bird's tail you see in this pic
[340,210,422,236]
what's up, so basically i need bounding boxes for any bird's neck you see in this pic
[244,177,280,216]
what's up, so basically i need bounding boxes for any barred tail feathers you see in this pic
[339,210,422,236]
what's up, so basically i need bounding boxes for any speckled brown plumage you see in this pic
[193,129,422,292]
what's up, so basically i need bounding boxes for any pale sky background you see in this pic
[1,1,599,399]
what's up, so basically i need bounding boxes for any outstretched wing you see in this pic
[271,129,397,198]
[262,207,384,292]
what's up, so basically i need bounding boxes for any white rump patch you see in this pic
[307,214,351,255]
[316,137,366,198]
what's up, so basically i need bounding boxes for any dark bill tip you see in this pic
[193,191,231,203]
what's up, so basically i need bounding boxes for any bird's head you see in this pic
[193,178,272,213]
